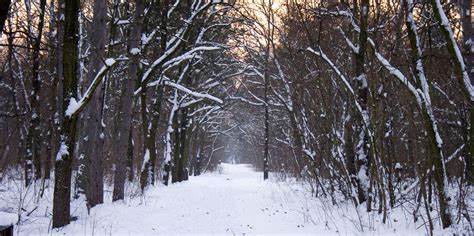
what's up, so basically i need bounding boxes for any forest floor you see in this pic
[2,163,462,235]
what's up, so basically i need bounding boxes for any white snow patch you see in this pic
[116,20,130,25]
[141,149,150,172]
[55,142,69,161]
[130,48,140,55]
[105,58,116,66]
[303,149,315,160]
[65,97,80,117]
[0,212,18,226]
[357,166,369,189]
[395,162,402,170]
[355,74,368,89]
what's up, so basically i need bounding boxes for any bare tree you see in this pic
[78,0,108,208]
[52,0,80,228]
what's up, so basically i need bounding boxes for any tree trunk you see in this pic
[405,0,452,228]
[43,0,58,180]
[52,0,80,228]
[177,109,189,182]
[162,161,171,185]
[194,147,201,176]
[353,0,370,205]
[460,0,474,185]
[172,111,181,183]
[127,128,134,182]
[429,0,474,190]
[263,75,269,180]
[140,86,162,190]
[288,112,302,176]
[344,113,359,204]
[79,0,108,209]
[24,0,46,185]
[112,0,143,201]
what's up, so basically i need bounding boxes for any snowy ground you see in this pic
[1,163,467,235]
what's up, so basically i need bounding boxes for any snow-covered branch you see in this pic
[164,80,223,104]
[65,58,116,117]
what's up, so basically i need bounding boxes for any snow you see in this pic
[164,80,223,104]
[362,6,368,16]
[368,38,423,109]
[0,212,17,226]
[65,59,116,117]
[105,58,116,66]
[303,149,315,160]
[141,149,150,172]
[446,144,465,163]
[130,48,140,55]
[116,20,130,25]
[0,164,470,235]
[13,164,345,235]
[55,142,69,161]
[434,0,474,101]
[65,97,80,117]
[395,162,402,170]
[164,91,179,164]
[355,73,368,89]
[465,39,472,48]
[357,166,369,190]
[141,30,156,46]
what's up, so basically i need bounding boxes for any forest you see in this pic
[0,0,473,235]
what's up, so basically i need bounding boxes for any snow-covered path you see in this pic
[14,163,430,235]
[18,163,339,235]
[77,163,323,235]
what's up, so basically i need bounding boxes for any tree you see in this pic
[52,0,80,228]
[53,0,115,226]
[115,0,144,196]
[24,0,47,185]
[78,0,108,208]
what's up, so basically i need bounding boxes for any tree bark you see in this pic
[263,69,269,180]
[24,0,46,185]
[140,86,162,190]
[177,109,189,181]
[43,0,57,180]
[127,128,134,182]
[112,0,143,201]
[460,0,474,185]
[353,0,370,205]
[79,0,108,208]
[172,111,181,183]
[52,0,80,228]
[404,0,452,228]
[429,0,474,189]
